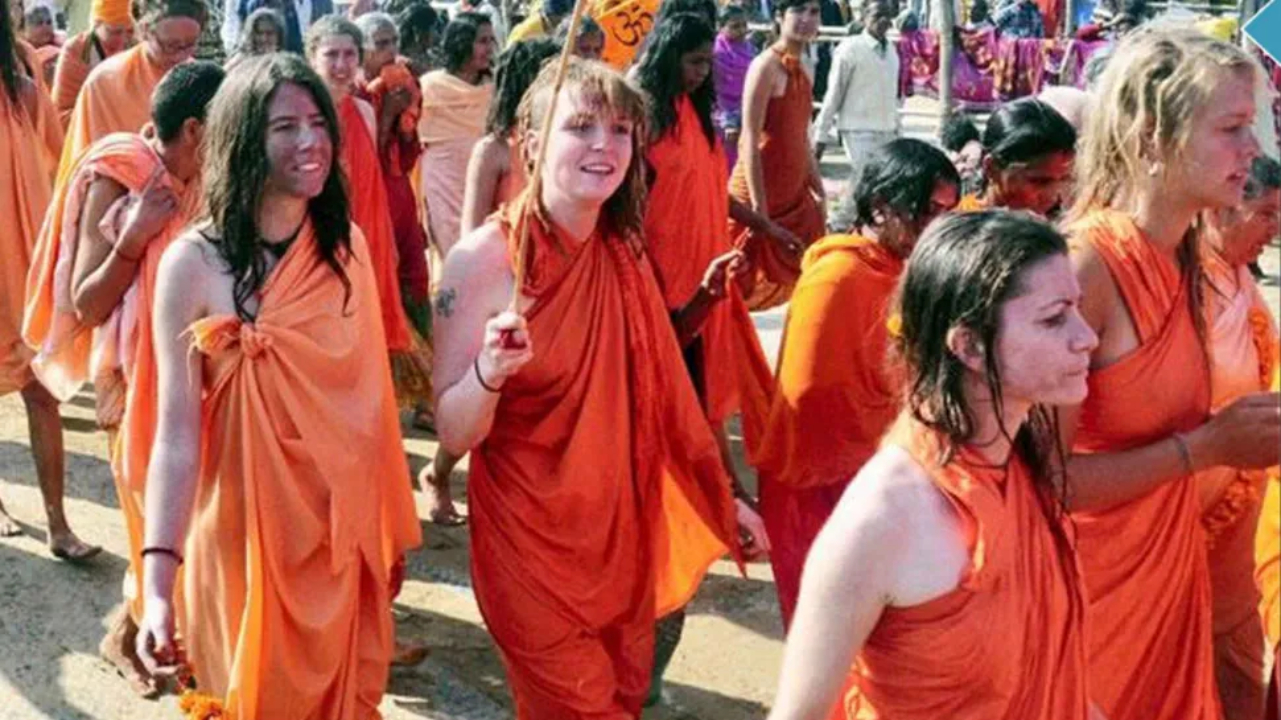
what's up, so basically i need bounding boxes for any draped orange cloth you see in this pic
[22,133,198,618]
[0,77,61,396]
[15,39,63,166]
[1255,366,1281,720]
[338,95,412,354]
[176,223,421,718]
[1068,209,1219,720]
[755,233,903,626]
[51,32,93,129]
[469,205,740,717]
[57,44,163,187]
[835,415,1090,720]
[726,49,825,311]
[1199,256,1278,720]
[643,95,772,453]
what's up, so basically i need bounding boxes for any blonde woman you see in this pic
[1061,27,1280,720]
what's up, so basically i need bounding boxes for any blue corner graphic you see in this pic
[1245,1,1281,65]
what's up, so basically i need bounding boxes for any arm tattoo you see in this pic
[434,287,458,318]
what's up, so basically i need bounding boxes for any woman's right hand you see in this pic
[1191,391,1281,470]
[136,595,185,677]
[477,311,535,389]
[120,170,178,257]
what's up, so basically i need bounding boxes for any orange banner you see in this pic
[594,0,660,68]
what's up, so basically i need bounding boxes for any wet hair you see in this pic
[981,98,1075,171]
[396,2,439,55]
[895,210,1079,600]
[441,11,490,75]
[555,13,602,46]
[1244,155,1281,201]
[852,138,960,230]
[354,11,397,46]
[200,53,351,321]
[1,0,20,102]
[636,12,715,144]
[939,112,979,153]
[305,14,364,62]
[517,58,648,238]
[236,7,284,56]
[718,3,746,26]
[486,37,559,136]
[152,59,224,142]
[129,0,207,27]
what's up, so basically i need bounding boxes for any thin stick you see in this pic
[507,0,592,312]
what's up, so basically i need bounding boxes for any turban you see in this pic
[91,0,132,26]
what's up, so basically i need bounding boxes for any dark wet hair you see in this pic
[396,2,439,57]
[718,3,747,26]
[129,0,208,26]
[895,210,1078,599]
[200,53,351,321]
[939,112,979,153]
[486,37,559,136]
[236,7,284,56]
[853,138,960,230]
[152,60,224,142]
[1,0,20,102]
[637,12,715,144]
[981,98,1075,172]
[305,13,364,62]
[1245,155,1281,200]
[441,11,490,75]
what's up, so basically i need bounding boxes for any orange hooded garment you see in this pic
[22,132,198,618]
[0,75,62,396]
[469,204,740,717]
[338,95,412,355]
[835,415,1090,720]
[176,223,421,718]
[726,49,825,311]
[643,95,772,455]
[57,44,163,187]
[755,233,904,626]
[1068,209,1218,720]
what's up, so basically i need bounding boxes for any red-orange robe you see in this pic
[57,44,163,187]
[1255,366,1281,720]
[755,233,904,626]
[726,49,825,311]
[23,132,198,618]
[835,415,1090,720]
[177,223,421,717]
[1068,209,1219,720]
[0,75,62,396]
[643,95,772,456]
[469,204,740,717]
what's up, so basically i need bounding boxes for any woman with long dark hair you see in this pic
[956,97,1076,218]
[769,211,1098,720]
[134,54,420,715]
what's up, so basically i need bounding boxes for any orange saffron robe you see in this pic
[0,77,61,395]
[1255,368,1281,720]
[1068,209,1219,720]
[643,95,772,454]
[57,44,164,187]
[955,193,987,212]
[1199,256,1279,720]
[177,224,421,718]
[23,132,198,618]
[837,416,1090,720]
[755,234,903,626]
[469,206,740,717]
[51,31,94,128]
[726,49,825,311]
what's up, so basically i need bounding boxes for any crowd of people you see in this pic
[1,0,1280,718]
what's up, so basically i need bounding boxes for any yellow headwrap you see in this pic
[91,0,132,27]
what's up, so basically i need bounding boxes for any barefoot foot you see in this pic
[0,506,22,537]
[391,639,429,667]
[99,606,159,699]
[417,465,465,526]
[49,529,102,564]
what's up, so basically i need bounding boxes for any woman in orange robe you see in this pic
[50,0,134,128]
[725,0,825,311]
[768,211,1099,720]
[954,97,1075,218]
[23,62,223,697]
[1197,155,1281,720]
[134,54,421,718]
[57,0,204,184]
[432,58,750,718]
[1061,28,1280,720]
[756,138,959,628]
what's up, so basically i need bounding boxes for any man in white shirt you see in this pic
[814,0,900,230]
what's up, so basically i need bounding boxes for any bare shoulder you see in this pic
[436,220,513,312]
[158,230,226,289]
[473,135,511,173]
[831,446,944,536]
[1066,232,1118,332]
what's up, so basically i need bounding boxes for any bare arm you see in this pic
[1060,242,1281,512]
[460,137,507,238]
[71,172,176,327]
[740,54,779,215]
[431,223,534,455]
